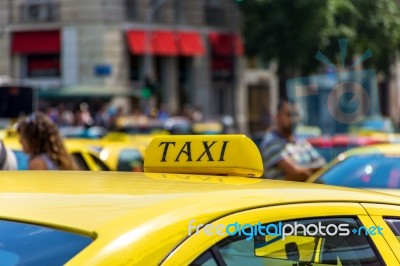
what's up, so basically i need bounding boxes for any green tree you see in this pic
[240,0,400,78]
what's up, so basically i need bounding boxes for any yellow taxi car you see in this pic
[2,137,110,171]
[307,144,400,195]
[0,135,400,265]
[65,133,148,172]
[97,142,145,171]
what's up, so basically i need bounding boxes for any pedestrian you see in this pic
[0,140,17,170]
[16,112,76,170]
[261,99,325,181]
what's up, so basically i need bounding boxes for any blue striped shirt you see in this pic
[261,130,324,179]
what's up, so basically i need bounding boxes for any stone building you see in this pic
[0,0,246,131]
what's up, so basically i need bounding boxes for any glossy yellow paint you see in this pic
[144,134,263,177]
[344,143,400,156]
[0,126,18,139]
[63,138,104,150]
[363,203,400,262]
[100,132,154,150]
[0,171,400,265]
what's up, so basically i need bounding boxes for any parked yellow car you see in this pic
[0,135,399,265]
[307,144,400,196]
[3,138,110,171]
[97,142,145,171]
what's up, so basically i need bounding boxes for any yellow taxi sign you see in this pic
[144,134,263,177]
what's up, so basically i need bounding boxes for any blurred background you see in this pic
[1,0,400,169]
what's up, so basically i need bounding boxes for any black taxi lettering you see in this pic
[218,141,229,161]
[158,142,176,162]
[158,141,230,162]
[175,142,192,161]
[196,141,217,161]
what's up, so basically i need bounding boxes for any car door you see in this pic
[362,203,400,262]
[162,202,398,266]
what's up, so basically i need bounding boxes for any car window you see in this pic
[314,146,353,162]
[191,217,383,266]
[191,250,218,266]
[315,155,400,188]
[88,153,110,171]
[385,218,400,243]
[117,149,143,172]
[71,152,90,171]
[0,220,92,265]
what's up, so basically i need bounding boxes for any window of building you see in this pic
[153,2,168,24]
[21,0,59,23]
[129,55,142,81]
[204,0,226,26]
[125,0,137,21]
[178,56,192,107]
[0,87,33,119]
[26,54,60,78]
[211,57,233,81]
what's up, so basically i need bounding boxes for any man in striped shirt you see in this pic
[261,99,325,181]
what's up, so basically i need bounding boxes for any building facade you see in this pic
[0,0,246,130]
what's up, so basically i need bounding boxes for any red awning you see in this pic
[126,30,178,56]
[176,32,204,56]
[126,30,147,54]
[209,32,244,56]
[12,30,60,54]
[152,31,178,56]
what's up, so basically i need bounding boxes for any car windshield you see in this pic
[0,220,92,265]
[315,155,400,188]
[314,144,362,162]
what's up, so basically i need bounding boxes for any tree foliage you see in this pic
[240,0,400,76]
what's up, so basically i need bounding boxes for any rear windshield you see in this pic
[315,155,400,188]
[0,220,92,265]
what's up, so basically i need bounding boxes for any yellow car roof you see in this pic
[345,143,400,156]
[1,171,400,265]
[3,134,400,264]
[2,171,400,232]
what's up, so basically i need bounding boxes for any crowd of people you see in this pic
[1,98,323,182]
[41,101,205,130]
[0,101,208,171]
